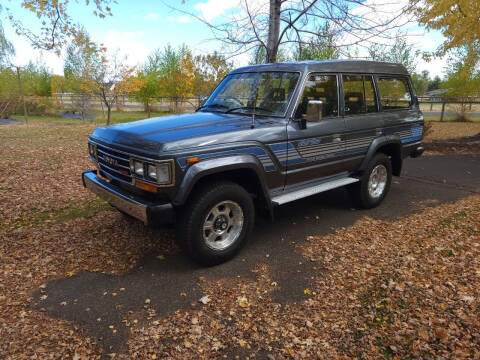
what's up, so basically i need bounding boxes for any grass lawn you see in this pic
[10,110,172,126]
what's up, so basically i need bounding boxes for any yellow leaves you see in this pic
[303,288,312,295]
[418,329,430,341]
[412,0,480,63]
[237,296,249,308]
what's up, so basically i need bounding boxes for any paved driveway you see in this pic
[33,154,480,354]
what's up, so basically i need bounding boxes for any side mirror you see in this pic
[305,100,323,122]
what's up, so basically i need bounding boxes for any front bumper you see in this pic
[82,170,174,225]
[402,141,424,159]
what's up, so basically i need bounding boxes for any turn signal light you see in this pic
[135,181,158,193]
[186,157,200,164]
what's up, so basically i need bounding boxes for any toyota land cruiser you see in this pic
[82,60,424,265]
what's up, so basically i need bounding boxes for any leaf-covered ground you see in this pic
[0,119,479,359]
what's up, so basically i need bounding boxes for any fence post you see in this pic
[440,102,446,122]
[430,103,433,111]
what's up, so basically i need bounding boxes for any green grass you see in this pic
[10,110,173,126]
[423,115,459,122]
[0,198,113,231]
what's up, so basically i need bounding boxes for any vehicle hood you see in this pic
[90,112,283,155]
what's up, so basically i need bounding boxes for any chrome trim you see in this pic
[83,171,148,223]
[89,139,163,163]
[272,176,359,205]
[88,139,175,187]
[97,154,130,170]
[97,148,129,162]
[98,161,129,177]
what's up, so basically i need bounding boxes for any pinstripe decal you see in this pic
[177,147,277,172]
[178,125,423,172]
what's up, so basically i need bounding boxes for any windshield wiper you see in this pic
[196,103,229,112]
[224,106,273,114]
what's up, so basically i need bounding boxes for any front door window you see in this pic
[294,74,338,120]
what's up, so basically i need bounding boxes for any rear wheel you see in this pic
[349,153,392,209]
[176,181,255,266]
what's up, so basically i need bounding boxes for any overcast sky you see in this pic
[3,0,448,78]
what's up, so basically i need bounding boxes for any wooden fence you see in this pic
[418,96,480,121]
[52,93,202,112]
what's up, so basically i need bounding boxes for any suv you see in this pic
[82,60,424,265]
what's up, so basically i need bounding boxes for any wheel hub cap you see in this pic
[202,200,244,251]
[368,164,387,199]
[214,215,228,231]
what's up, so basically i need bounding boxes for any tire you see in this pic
[176,181,255,266]
[349,153,392,209]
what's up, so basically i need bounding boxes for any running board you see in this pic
[271,177,359,205]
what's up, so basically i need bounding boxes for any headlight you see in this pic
[133,161,144,176]
[130,159,173,185]
[88,143,97,159]
[147,163,171,184]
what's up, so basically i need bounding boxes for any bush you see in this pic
[15,97,59,116]
[423,121,433,138]
[454,113,472,122]
[0,97,19,119]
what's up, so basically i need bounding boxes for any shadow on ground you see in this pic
[32,154,480,354]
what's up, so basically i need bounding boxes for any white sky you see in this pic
[3,0,448,78]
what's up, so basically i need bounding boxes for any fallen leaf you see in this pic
[199,295,211,304]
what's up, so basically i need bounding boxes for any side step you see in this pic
[271,177,359,205]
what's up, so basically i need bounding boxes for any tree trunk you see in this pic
[146,101,151,118]
[266,0,281,63]
[107,105,111,125]
[16,67,28,124]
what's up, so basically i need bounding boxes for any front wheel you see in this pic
[349,153,392,209]
[176,181,255,266]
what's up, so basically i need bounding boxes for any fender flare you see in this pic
[172,154,272,210]
[359,135,402,172]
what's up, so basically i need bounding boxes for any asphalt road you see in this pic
[33,154,480,355]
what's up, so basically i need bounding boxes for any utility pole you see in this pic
[16,66,28,124]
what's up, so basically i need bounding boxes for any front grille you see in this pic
[95,144,132,183]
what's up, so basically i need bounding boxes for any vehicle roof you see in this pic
[230,59,410,76]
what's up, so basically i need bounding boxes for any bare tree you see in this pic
[86,53,133,125]
[175,0,415,63]
[71,92,91,123]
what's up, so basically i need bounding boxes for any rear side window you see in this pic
[343,75,377,115]
[295,74,338,120]
[377,77,412,110]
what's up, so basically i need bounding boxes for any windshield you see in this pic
[201,71,300,116]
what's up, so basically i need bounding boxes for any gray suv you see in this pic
[82,60,424,265]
